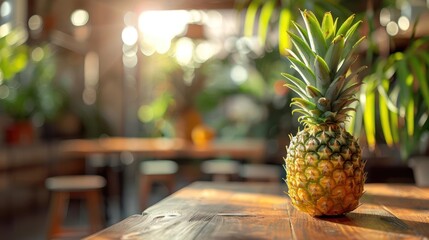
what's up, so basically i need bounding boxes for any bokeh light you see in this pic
[31,47,44,62]
[175,37,194,66]
[230,65,248,84]
[398,16,410,31]
[28,15,43,31]
[138,10,189,55]
[122,26,138,46]
[71,9,89,26]
[379,8,391,26]
[386,21,399,36]
[1,1,11,18]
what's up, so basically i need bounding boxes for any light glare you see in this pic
[386,21,399,36]
[31,47,44,62]
[175,37,194,66]
[398,16,410,31]
[1,1,11,18]
[28,15,43,31]
[231,65,248,84]
[71,9,89,27]
[122,26,138,46]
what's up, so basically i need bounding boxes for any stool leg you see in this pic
[86,190,104,233]
[165,176,176,195]
[213,174,229,182]
[140,176,152,211]
[47,191,69,239]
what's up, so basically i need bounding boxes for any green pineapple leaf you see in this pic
[292,21,310,46]
[325,75,345,101]
[314,55,330,93]
[336,14,355,37]
[321,12,335,42]
[306,85,323,98]
[288,56,316,86]
[281,72,308,93]
[301,10,327,56]
[288,31,316,66]
[324,34,344,76]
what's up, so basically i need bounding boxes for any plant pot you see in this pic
[5,121,35,145]
[409,156,429,187]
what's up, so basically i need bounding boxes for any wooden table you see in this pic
[57,137,266,163]
[85,182,429,239]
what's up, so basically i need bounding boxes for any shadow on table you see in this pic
[320,212,429,236]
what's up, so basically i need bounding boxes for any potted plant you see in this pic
[0,43,65,145]
[361,36,429,186]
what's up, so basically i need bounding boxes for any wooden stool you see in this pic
[139,160,178,210]
[201,159,240,182]
[45,175,106,239]
[239,164,281,182]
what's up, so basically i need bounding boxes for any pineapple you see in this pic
[283,10,367,216]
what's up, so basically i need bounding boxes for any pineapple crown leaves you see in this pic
[282,10,367,126]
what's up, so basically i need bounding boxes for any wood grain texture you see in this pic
[85,182,429,240]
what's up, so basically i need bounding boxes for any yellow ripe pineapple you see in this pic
[283,10,367,216]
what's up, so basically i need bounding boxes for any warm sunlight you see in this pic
[138,10,189,55]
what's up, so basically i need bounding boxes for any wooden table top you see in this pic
[85,182,429,240]
[57,137,266,162]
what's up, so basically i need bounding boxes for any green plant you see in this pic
[0,44,65,121]
[361,36,429,160]
[241,0,353,55]
[0,28,28,81]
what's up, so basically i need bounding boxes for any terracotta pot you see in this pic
[5,121,35,145]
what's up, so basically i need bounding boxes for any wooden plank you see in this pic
[84,214,149,239]
[286,184,425,240]
[86,183,429,240]
[195,183,292,239]
[287,205,419,240]
[363,184,429,238]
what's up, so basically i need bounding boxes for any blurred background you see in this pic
[1,0,429,239]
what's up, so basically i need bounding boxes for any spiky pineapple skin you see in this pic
[285,124,365,216]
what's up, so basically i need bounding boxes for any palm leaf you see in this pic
[258,0,276,46]
[412,53,429,109]
[362,79,376,150]
[378,78,394,146]
[406,93,415,137]
[244,0,262,37]
[279,8,292,56]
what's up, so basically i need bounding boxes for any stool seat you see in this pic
[139,160,178,210]
[45,175,106,239]
[140,160,178,175]
[240,164,281,182]
[46,175,106,191]
[201,159,240,181]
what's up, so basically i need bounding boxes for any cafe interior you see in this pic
[1,0,429,239]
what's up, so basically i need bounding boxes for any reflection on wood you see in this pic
[86,182,429,239]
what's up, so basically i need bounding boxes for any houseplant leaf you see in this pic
[258,0,276,46]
